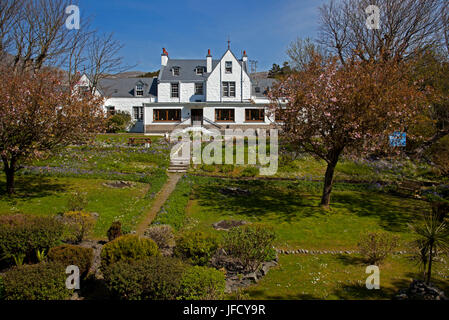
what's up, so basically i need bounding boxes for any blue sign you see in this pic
[389,132,406,147]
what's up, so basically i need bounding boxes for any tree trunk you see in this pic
[321,160,338,207]
[426,241,434,285]
[2,157,16,195]
[5,168,15,195]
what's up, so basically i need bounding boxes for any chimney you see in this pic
[242,50,248,71]
[206,49,212,73]
[161,48,168,66]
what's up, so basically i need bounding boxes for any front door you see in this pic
[191,109,203,126]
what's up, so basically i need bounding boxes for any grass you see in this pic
[0,134,169,238]
[243,253,449,300]
[1,132,448,299]
[0,174,166,237]
[152,175,193,230]
[191,143,444,183]
[183,176,430,250]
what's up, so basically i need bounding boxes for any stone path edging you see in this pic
[276,248,410,255]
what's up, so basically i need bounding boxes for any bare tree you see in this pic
[286,37,327,71]
[443,1,449,55]
[0,0,132,91]
[84,32,131,93]
[318,0,444,64]
[8,0,77,72]
[0,0,23,58]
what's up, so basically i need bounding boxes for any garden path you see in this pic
[136,173,182,235]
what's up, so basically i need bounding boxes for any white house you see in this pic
[81,47,277,134]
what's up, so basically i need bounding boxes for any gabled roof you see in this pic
[97,77,158,97]
[159,49,249,82]
[206,48,249,78]
[159,59,220,82]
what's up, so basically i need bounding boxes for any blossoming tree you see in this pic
[0,66,105,194]
[269,56,428,207]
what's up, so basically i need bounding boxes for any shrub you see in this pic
[222,223,276,272]
[107,221,123,241]
[145,225,175,249]
[1,262,71,300]
[0,277,4,300]
[47,244,94,278]
[430,136,449,176]
[179,266,226,300]
[67,191,88,211]
[174,230,219,266]
[240,166,258,177]
[101,235,159,268]
[102,257,186,300]
[62,211,96,244]
[106,111,132,133]
[201,164,216,173]
[358,231,399,265]
[0,215,64,265]
[219,164,235,174]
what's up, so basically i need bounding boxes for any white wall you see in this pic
[206,50,251,102]
[103,97,155,116]
[158,82,206,103]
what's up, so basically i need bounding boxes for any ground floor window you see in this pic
[153,109,181,122]
[245,109,265,122]
[215,108,235,122]
[133,106,144,121]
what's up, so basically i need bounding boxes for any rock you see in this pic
[243,272,259,283]
[219,187,251,196]
[212,220,249,231]
[90,212,99,219]
[394,280,448,300]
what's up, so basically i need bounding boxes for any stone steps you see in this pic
[167,159,190,173]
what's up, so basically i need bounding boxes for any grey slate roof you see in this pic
[97,77,157,97]
[159,58,247,82]
[159,59,219,82]
[250,77,277,97]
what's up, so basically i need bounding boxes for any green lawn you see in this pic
[184,177,430,250]
[0,175,163,237]
[0,134,169,238]
[243,254,449,300]
[191,142,443,183]
[166,175,448,299]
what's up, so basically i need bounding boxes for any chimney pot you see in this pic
[161,48,168,66]
[206,49,212,73]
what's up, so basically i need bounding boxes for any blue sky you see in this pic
[79,0,327,72]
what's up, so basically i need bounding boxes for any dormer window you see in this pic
[172,66,180,76]
[136,84,144,96]
[196,66,205,75]
[225,61,232,73]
